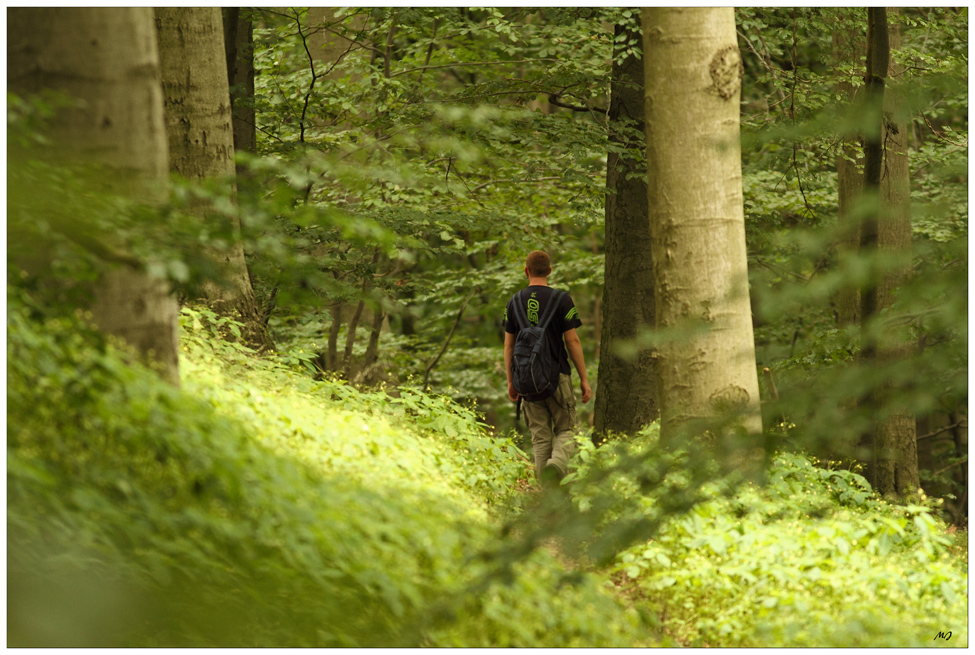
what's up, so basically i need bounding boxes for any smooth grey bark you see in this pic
[593,15,658,436]
[642,8,763,448]
[872,9,920,498]
[155,7,273,352]
[8,7,180,385]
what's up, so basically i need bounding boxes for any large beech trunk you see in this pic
[868,9,920,497]
[642,8,763,446]
[155,7,273,352]
[8,7,180,385]
[593,15,658,436]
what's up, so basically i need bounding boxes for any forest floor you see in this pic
[516,468,969,648]
[514,482,672,644]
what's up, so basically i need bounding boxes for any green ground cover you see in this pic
[7,294,643,647]
[569,429,968,647]
[7,292,967,647]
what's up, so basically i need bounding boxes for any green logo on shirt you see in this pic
[527,298,540,325]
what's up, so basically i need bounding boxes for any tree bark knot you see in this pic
[709,384,750,413]
[709,46,743,100]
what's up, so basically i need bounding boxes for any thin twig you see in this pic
[917,423,964,442]
[292,8,319,145]
[934,458,967,477]
[413,18,439,91]
[471,176,561,193]
[383,15,397,80]
[423,287,479,390]
[789,8,816,222]
[314,22,385,57]
[389,59,560,79]
[548,93,607,115]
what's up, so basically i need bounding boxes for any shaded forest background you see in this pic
[213,7,966,515]
[6,6,968,648]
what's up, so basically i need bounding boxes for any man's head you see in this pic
[525,250,552,279]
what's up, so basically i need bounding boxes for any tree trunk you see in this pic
[642,8,763,449]
[832,27,864,328]
[222,8,257,159]
[155,7,273,352]
[593,15,658,437]
[872,9,920,498]
[357,308,387,385]
[8,7,180,385]
[326,302,344,371]
[307,7,361,81]
[859,8,889,337]
[342,299,366,376]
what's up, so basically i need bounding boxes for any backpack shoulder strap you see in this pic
[510,289,530,331]
[537,289,565,331]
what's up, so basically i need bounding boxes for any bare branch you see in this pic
[292,8,318,145]
[471,175,561,193]
[423,287,479,390]
[548,93,607,114]
[389,58,559,79]
[917,422,965,442]
[934,458,967,476]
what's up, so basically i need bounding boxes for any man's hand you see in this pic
[580,380,592,404]
[508,381,520,402]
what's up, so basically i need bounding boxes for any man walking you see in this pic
[503,250,591,487]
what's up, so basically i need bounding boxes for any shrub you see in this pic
[568,427,968,647]
[8,291,647,647]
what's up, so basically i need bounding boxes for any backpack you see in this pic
[509,289,565,402]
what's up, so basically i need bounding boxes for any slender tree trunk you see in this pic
[855,8,889,485]
[859,8,889,337]
[326,302,344,371]
[872,9,920,497]
[307,7,360,81]
[950,405,968,524]
[222,8,257,160]
[8,7,180,385]
[305,8,371,362]
[594,15,658,436]
[343,299,366,376]
[155,7,273,352]
[833,27,864,328]
[642,8,763,449]
[361,308,386,380]
[590,234,603,362]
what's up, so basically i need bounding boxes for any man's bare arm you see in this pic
[563,328,592,403]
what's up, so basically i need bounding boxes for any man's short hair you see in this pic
[526,250,551,277]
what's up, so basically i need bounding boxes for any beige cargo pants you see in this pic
[522,373,578,479]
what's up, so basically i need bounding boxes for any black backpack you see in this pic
[509,289,565,402]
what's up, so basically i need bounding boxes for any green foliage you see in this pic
[571,429,968,647]
[7,288,645,647]
[735,6,968,475]
[244,7,610,426]
[7,7,970,647]
[181,305,530,508]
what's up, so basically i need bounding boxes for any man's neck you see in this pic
[527,277,549,287]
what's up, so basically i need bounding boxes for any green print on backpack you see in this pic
[509,289,565,401]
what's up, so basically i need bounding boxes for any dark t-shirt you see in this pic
[503,285,583,376]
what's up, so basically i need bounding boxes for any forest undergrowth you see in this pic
[7,295,968,647]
